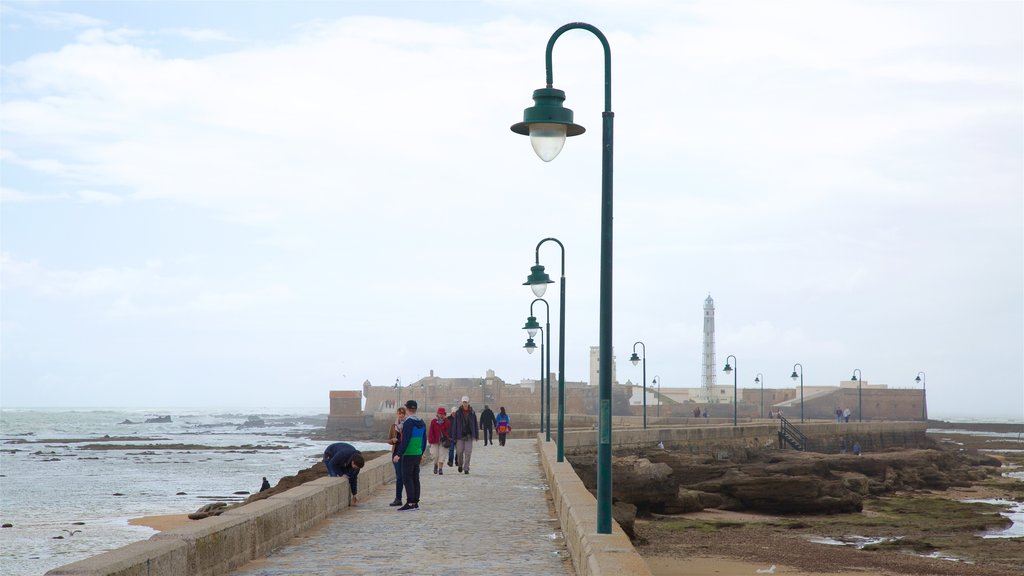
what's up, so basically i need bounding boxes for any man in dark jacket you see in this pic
[322,442,365,503]
[393,399,427,511]
[479,405,496,446]
[450,396,479,474]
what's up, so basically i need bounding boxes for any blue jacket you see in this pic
[323,442,361,495]
[396,415,427,456]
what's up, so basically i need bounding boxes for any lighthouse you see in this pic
[701,295,717,403]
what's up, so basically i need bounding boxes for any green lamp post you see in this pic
[915,371,927,421]
[851,369,863,422]
[629,342,647,429]
[754,373,764,419]
[512,22,615,534]
[523,298,552,441]
[652,375,661,417]
[723,355,738,426]
[790,363,804,422]
[523,238,566,462]
[394,377,401,408]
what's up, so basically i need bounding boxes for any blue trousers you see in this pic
[400,455,422,504]
[392,459,403,501]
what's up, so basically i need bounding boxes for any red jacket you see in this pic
[428,416,450,444]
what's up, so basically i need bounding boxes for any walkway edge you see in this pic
[536,435,653,576]
[44,454,395,576]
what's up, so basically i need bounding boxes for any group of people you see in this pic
[834,407,853,422]
[319,397,513,512]
[366,393,512,510]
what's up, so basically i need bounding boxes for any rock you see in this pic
[144,416,171,423]
[188,502,228,520]
[2,523,12,528]
[662,488,705,514]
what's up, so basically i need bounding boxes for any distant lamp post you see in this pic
[523,238,566,462]
[629,341,647,429]
[652,375,661,417]
[523,298,552,441]
[754,373,764,419]
[915,371,927,421]
[851,369,863,422]
[513,22,614,534]
[394,377,401,407]
[722,355,738,426]
[790,363,804,423]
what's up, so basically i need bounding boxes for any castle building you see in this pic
[588,346,618,387]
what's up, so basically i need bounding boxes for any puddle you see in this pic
[807,535,897,548]
[920,550,968,562]
[961,499,1024,539]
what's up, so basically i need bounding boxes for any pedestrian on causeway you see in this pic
[451,396,479,474]
[393,400,426,511]
[428,406,450,475]
[495,406,511,447]
[322,442,365,504]
[479,405,496,446]
[387,405,407,506]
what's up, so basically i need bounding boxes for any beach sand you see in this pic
[128,514,191,532]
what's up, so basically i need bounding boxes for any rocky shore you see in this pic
[569,423,1023,575]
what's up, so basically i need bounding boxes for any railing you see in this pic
[778,415,806,451]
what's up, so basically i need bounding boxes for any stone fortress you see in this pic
[328,296,926,434]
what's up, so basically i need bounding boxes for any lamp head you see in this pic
[851,373,859,381]
[511,88,585,162]
[914,375,921,383]
[524,264,553,298]
[523,337,537,354]
[723,363,733,375]
[790,371,798,381]
[754,376,760,384]
[522,315,541,338]
[629,352,640,366]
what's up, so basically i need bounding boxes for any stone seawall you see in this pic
[560,421,929,458]
[45,453,395,576]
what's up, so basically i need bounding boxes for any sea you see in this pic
[0,407,388,576]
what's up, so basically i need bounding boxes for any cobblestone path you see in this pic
[232,439,574,576]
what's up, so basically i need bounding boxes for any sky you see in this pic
[0,1,1021,419]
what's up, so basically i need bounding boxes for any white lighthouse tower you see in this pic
[701,295,717,403]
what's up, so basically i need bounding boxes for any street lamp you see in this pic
[722,355,738,426]
[394,377,401,408]
[851,369,863,422]
[523,238,566,461]
[523,298,552,441]
[754,373,764,419]
[512,22,615,533]
[790,363,804,423]
[915,371,927,421]
[629,342,647,429]
[652,375,661,417]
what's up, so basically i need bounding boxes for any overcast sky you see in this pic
[1,1,1021,420]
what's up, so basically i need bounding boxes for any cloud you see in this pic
[162,28,238,43]
[4,6,106,30]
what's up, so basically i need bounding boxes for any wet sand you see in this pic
[128,514,190,532]
[646,556,880,575]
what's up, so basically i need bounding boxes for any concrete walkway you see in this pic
[232,439,574,575]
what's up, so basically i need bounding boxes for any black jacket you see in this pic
[479,407,496,429]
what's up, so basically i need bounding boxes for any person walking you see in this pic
[450,396,479,474]
[428,406,450,475]
[479,405,496,446]
[393,400,426,511]
[495,406,511,447]
[322,442,365,504]
[843,407,851,423]
[386,406,407,506]
[446,407,457,468]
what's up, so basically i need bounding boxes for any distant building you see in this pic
[701,295,717,403]
[588,346,618,387]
